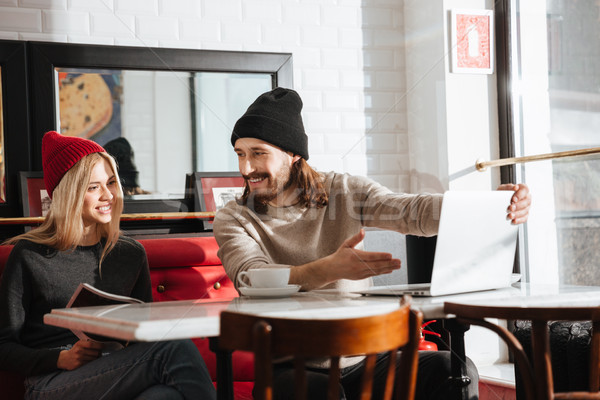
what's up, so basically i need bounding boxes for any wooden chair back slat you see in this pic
[327,356,341,400]
[294,357,307,400]
[384,351,398,400]
[360,354,377,400]
[252,320,273,400]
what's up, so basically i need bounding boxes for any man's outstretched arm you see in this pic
[289,229,401,291]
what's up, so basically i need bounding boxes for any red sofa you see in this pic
[0,236,254,400]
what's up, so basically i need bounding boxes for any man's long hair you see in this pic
[240,158,328,213]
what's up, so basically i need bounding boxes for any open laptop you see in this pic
[357,190,519,297]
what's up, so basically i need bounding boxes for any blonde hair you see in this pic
[6,152,123,265]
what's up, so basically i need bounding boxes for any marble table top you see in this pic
[44,291,403,342]
[44,284,600,343]
[443,283,600,310]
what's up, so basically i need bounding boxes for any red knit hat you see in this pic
[42,131,105,198]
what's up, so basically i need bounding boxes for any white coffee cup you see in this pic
[237,267,290,288]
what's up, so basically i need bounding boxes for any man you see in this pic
[214,87,531,399]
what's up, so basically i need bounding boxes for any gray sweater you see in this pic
[214,171,443,292]
[0,236,151,376]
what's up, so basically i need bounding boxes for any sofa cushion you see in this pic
[140,237,239,301]
[150,265,237,301]
[0,245,13,277]
[139,237,221,268]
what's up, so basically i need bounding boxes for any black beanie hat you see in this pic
[231,87,309,160]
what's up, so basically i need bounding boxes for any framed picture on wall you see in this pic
[191,172,245,230]
[450,9,495,74]
[19,172,50,217]
[56,69,123,146]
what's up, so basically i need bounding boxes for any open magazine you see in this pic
[66,283,144,350]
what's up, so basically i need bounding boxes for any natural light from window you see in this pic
[512,0,600,286]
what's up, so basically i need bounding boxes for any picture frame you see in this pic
[19,172,50,217]
[56,68,123,146]
[450,9,494,74]
[191,172,245,230]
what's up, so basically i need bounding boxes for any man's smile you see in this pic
[245,174,271,189]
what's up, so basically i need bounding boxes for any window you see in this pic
[507,0,600,285]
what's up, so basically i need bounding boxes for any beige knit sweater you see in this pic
[214,171,443,292]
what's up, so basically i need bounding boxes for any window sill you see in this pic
[478,362,515,388]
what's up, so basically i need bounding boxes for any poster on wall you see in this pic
[450,9,494,74]
[56,69,123,146]
[19,172,51,217]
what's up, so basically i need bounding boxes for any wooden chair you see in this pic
[445,301,600,400]
[219,297,422,400]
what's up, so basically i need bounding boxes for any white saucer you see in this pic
[239,285,301,298]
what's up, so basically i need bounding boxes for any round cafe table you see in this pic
[444,286,600,400]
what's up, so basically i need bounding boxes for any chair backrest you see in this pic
[219,298,422,400]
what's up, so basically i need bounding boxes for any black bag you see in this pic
[512,320,592,398]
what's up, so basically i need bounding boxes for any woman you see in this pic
[0,131,215,400]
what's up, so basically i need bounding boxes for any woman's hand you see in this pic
[57,339,103,370]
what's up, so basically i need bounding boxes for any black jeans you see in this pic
[25,340,216,400]
[269,351,479,400]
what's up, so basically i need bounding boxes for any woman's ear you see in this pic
[292,154,301,164]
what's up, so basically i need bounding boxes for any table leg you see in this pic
[209,337,234,400]
[531,321,552,400]
[443,319,472,400]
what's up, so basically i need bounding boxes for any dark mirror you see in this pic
[54,67,271,199]
[0,40,30,218]
[28,42,292,213]
[0,66,4,203]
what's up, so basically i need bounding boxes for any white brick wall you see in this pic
[0,0,410,192]
[90,13,135,37]
[42,10,90,35]
[21,0,67,10]
[0,7,41,32]
[70,0,114,13]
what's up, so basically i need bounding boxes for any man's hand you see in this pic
[289,229,401,291]
[497,183,531,224]
[326,229,402,281]
[57,339,103,370]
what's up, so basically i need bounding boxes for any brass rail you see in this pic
[0,212,216,226]
[476,147,600,171]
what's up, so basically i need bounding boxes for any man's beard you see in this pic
[244,166,294,213]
